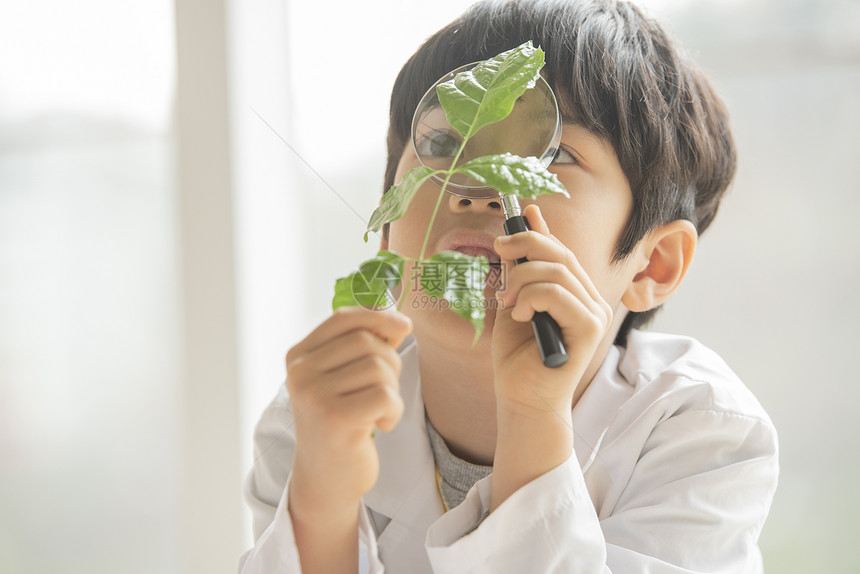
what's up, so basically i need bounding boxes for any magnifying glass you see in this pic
[411,63,569,368]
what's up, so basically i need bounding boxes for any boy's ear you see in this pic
[622,220,698,313]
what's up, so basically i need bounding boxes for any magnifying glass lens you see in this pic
[411,63,562,198]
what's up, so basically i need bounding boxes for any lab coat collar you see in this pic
[366,337,634,506]
[571,344,633,473]
[363,335,633,564]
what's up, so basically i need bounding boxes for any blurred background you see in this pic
[1,0,857,572]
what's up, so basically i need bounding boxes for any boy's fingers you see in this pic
[334,383,405,431]
[497,260,594,310]
[494,229,602,304]
[301,329,403,375]
[494,231,562,262]
[287,329,401,390]
[316,351,400,398]
[288,307,412,365]
[523,204,551,235]
[510,282,612,338]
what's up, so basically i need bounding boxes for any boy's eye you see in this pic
[415,129,462,158]
[550,145,578,166]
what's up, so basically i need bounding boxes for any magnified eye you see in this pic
[550,145,578,166]
[415,129,462,158]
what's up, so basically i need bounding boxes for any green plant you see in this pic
[333,42,568,343]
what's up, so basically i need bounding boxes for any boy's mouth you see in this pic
[438,230,503,289]
[451,245,500,265]
[438,230,501,265]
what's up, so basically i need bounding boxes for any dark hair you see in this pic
[383,0,736,345]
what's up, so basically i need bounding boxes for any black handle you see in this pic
[503,215,568,368]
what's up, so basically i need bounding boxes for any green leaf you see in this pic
[364,166,442,242]
[420,251,490,345]
[453,153,569,199]
[332,250,405,310]
[436,41,545,140]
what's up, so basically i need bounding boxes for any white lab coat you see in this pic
[239,330,778,573]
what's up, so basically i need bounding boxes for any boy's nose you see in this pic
[447,193,503,213]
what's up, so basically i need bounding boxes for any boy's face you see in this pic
[383,122,645,358]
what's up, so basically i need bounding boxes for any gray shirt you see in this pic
[367,413,493,538]
[425,412,493,511]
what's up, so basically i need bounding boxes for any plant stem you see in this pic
[396,138,469,312]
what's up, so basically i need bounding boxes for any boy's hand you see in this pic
[491,203,613,416]
[489,203,612,511]
[285,307,411,547]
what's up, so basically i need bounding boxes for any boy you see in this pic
[240,1,778,572]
